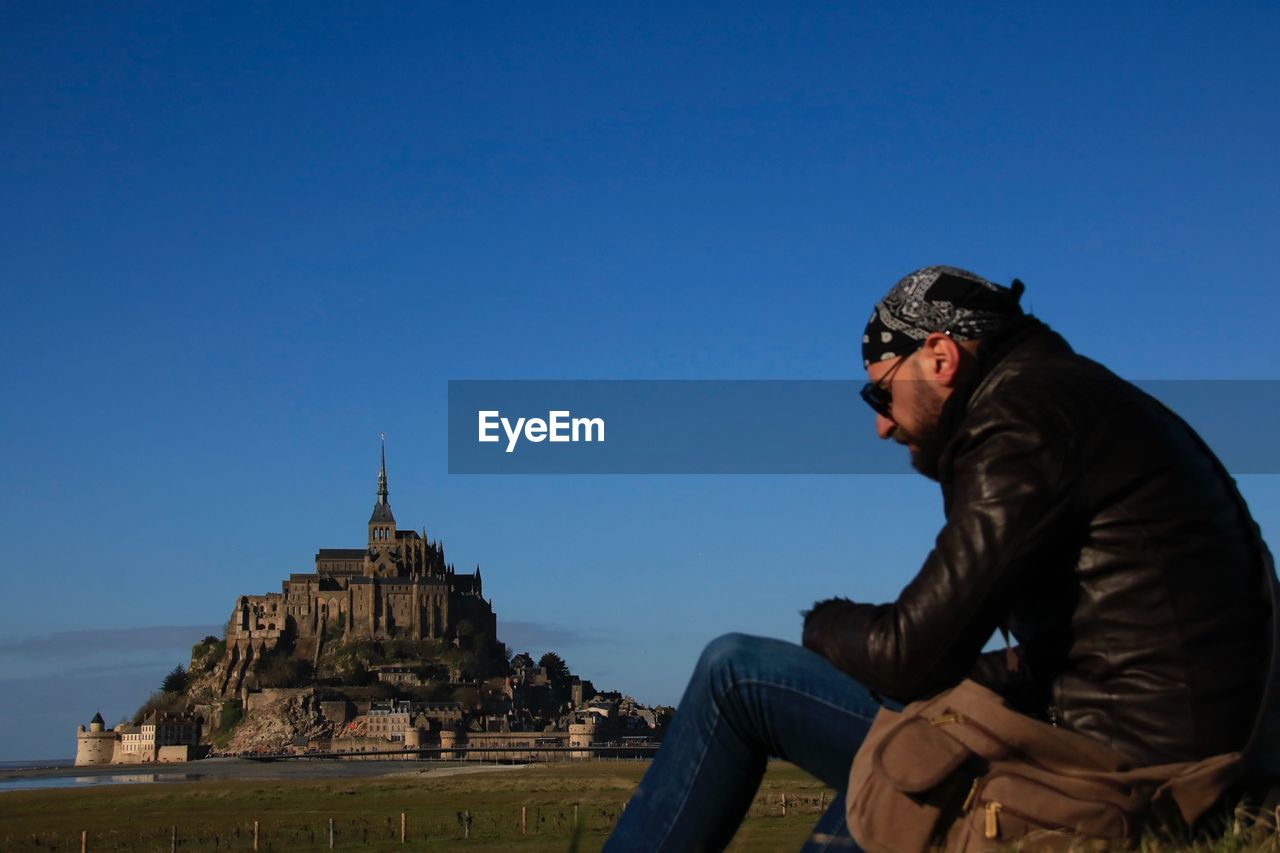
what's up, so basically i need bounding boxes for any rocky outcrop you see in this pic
[222,691,333,754]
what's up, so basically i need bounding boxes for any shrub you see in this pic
[131,690,186,724]
[210,700,243,749]
[191,637,226,672]
[254,652,313,688]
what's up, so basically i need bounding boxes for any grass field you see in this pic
[0,761,834,851]
[7,761,1277,851]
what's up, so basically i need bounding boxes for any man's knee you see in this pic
[696,632,769,687]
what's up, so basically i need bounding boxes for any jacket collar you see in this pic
[934,316,1065,473]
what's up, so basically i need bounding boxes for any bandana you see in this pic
[862,266,1026,367]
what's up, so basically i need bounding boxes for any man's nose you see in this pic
[875,412,896,440]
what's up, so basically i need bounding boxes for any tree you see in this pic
[538,652,569,683]
[161,664,189,694]
[511,652,535,673]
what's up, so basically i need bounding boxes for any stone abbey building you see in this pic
[219,442,498,696]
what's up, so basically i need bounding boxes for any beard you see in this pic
[891,387,946,481]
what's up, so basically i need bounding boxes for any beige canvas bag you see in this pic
[845,678,1245,851]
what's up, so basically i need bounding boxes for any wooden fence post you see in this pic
[781,793,788,817]
[574,803,579,826]
[401,812,406,843]
[329,817,335,849]
[463,810,470,839]
[81,830,87,853]
[521,805,527,835]
[171,825,177,852]
[253,820,259,851]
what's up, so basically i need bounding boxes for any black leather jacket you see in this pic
[804,319,1275,765]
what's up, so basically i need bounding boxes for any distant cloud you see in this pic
[0,668,168,762]
[0,625,227,760]
[0,625,223,659]
[57,659,190,680]
[500,620,610,654]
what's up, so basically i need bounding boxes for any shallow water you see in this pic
[0,773,201,792]
[0,758,476,793]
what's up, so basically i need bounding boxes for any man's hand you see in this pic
[801,597,861,657]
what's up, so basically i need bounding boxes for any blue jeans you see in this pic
[603,633,885,853]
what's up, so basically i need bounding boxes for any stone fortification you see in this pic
[74,712,115,766]
[74,711,200,766]
[217,440,499,698]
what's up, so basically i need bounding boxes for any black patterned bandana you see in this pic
[862,266,1026,367]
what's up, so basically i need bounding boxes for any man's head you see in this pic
[862,266,1025,478]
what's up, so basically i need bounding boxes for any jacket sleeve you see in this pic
[967,646,1019,690]
[803,396,1077,703]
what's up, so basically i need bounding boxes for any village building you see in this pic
[366,699,413,741]
[372,664,421,686]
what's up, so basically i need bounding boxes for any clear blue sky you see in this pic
[2,2,1278,761]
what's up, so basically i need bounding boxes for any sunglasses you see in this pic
[859,343,924,419]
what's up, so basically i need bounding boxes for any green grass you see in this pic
[0,761,831,851]
[5,762,1274,851]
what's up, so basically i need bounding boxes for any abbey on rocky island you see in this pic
[74,439,675,766]
[218,439,498,697]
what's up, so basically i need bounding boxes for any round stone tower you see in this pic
[403,727,425,760]
[568,720,596,760]
[75,711,117,766]
[439,727,459,761]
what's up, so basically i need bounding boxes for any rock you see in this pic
[224,692,333,754]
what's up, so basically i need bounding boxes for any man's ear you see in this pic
[920,332,967,388]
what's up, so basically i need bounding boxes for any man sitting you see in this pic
[604,265,1276,852]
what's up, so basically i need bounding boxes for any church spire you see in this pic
[369,433,396,534]
[377,432,389,505]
